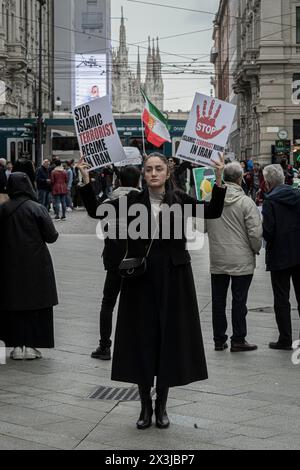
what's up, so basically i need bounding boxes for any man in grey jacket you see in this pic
[206,162,263,352]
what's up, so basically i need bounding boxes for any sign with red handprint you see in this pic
[176,93,236,167]
[196,100,226,140]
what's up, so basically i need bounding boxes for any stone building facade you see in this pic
[212,0,300,164]
[112,8,164,113]
[0,0,54,118]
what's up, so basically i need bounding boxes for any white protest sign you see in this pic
[115,147,142,167]
[176,93,236,167]
[73,96,126,171]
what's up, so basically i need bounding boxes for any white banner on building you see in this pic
[74,54,107,107]
[73,96,126,171]
[176,93,236,167]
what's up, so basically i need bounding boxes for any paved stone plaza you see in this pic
[0,210,299,450]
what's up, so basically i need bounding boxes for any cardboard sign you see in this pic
[176,93,236,167]
[193,167,216,201]
[73,96,126,171]
[115,147,143,167]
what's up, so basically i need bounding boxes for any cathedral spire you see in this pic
[137,46,141,83]
[153,38,158,81]
[156,37,162,80]
[146,36,153,82]
[119,6,127,55]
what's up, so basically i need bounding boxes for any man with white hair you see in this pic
[206,161,263,352]
[0,158,7,204]
[262,164,300,351]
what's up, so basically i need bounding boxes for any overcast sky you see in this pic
[111,0,220,112]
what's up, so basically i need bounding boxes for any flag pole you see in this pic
[140,113,146,157]
[140,88,147,157]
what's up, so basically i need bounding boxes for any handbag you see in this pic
[118,256,147,279]
[119,228,158,279]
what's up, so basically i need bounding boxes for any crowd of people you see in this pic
[0,152,300,431]
[0,156,116,221]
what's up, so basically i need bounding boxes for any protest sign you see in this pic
[193,167,216,201]
[115,147,142,167]
[73,96,126,171]
[176,93,236,167]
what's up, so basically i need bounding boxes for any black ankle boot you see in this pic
[137,385,153,430]
[155,387,170,429]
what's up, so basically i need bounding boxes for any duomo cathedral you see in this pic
[112,9,164,113]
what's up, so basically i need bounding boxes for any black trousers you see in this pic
[211,274,253,344]
[99,268,122,348]
[270,265,300,345]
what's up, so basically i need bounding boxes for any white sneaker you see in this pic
[66,207,73,212]
[24,347,42,360]
[10,347,24,360]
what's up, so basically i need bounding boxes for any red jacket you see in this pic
[51,167,68,195]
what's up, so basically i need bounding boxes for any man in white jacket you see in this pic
[206,162,263,352]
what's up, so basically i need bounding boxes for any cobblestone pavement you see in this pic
[0,210,299,450]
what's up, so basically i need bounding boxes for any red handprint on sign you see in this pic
[196,99,226,140]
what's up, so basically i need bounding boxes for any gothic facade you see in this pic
[112,9,164,113]
[0,0,54,118]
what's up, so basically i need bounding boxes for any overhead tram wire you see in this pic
[1,10,298,68]
[0,11,199,62]
[127,0,297,26]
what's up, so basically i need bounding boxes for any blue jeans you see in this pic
[66,189,73,208]
[38,190,50,209]
[53,194,66,218]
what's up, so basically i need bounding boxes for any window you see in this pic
[82,12,103,30]
[297,7,300,43]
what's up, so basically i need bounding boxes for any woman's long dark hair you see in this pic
[144,153,181,205]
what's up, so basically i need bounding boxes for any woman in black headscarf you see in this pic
[12,158,36,188]
[0,173,58,361]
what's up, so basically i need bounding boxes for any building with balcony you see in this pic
[212,0,300,164]
[0,0,54,119]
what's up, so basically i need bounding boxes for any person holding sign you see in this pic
[77,153,226,430]
[176,93,236,168]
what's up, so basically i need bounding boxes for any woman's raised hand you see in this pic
[76,156,91,185]
[213,153,225,187]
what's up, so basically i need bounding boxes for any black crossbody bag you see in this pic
[119,228,158,279]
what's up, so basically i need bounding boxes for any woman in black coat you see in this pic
[0,173,58,361]
[78,153,226,430]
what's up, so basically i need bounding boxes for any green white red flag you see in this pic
[141,89,171,148]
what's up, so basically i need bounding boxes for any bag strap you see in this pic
[124,225,159,261]
[144,226,159,259]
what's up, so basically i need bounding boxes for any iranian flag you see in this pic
[141,89,171,148]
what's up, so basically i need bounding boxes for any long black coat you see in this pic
[80,183,226,387]
[0,173,59,311]
[263,184,300,271]
[0,167,7,193]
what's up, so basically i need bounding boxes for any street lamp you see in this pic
[36,0,46,168]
